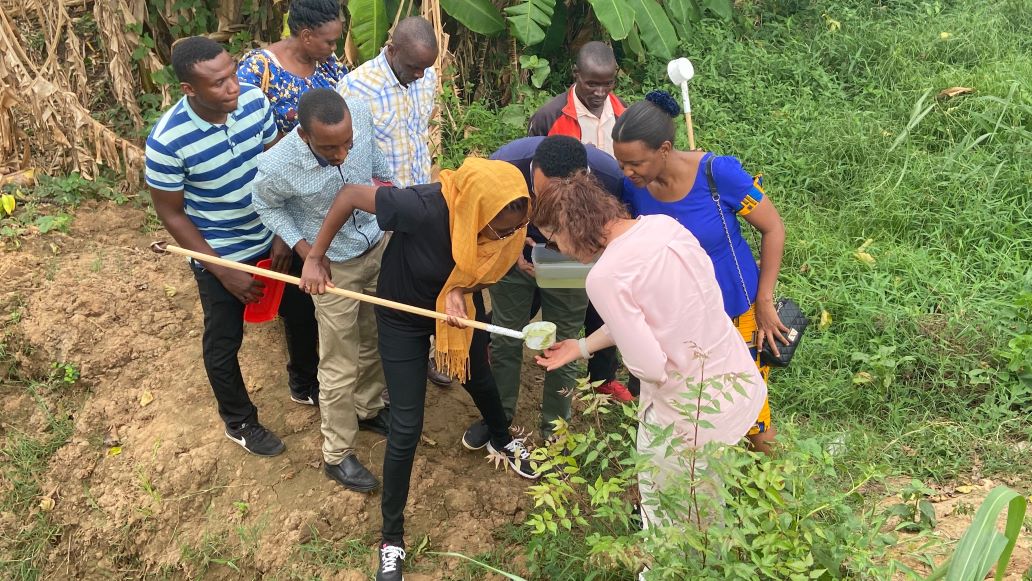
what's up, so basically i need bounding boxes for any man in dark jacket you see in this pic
[527,41,624,156]
[526,43,631,400]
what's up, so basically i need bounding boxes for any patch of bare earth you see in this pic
[884,477,1032,580]
[4,201,549,579]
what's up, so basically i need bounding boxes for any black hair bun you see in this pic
[288,0,340,31]
[645,90,681,117]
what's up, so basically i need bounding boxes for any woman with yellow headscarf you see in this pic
[300,157,537,581]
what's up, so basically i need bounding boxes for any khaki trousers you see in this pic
[311,238,387,464]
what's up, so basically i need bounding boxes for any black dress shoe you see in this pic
[324,456,379,492]
[427,357,454,387]
[358,407,390,436]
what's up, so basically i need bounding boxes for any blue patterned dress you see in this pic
[237,49,347,134]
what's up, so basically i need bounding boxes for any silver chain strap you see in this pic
[705,157,752,307]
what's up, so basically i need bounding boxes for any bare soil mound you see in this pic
[2,201,546,579]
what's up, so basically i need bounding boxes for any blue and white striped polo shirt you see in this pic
[145,84,278,263]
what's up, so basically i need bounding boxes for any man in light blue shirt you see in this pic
[145,36,319,458]
[254,88,390,492]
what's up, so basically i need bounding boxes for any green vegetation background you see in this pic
[2,0,1031,578]
[445,0,1032,481]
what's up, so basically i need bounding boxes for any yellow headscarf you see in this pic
[435,158,531,381]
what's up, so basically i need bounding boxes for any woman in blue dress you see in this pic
[612,91,790,454]
[237,0,346,135]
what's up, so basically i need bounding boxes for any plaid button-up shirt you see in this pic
[337,50,436,188]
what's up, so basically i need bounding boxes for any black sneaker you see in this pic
[358,407,390,436]
[376,541,406,581]
[461,419,491,451]
[290,389,319,406]
[224,422,285,457]
[487,438,539,480]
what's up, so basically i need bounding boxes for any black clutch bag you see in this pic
[759,298,808,367]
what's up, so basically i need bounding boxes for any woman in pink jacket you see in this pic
[534,173,766,527]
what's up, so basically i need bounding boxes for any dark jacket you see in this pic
[527,87,627,139]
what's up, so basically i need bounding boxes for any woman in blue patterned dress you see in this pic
[237,0,346,135]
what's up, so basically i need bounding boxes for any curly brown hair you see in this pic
[534,172,630,258]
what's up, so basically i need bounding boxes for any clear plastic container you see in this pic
[532,244,594,288]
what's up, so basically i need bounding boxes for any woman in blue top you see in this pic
[237,0,346,135]
[612,91,789,454]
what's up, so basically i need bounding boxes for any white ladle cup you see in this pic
[667,57,697,149]
[522,321,557,350]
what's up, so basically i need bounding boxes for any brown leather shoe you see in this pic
[427,357,453,387]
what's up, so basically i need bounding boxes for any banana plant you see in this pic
[587,0,635,40]
[347,0,389,62]
[440,0,506,35]
[346,0,736,72]
[504,0,556,47]
[626,0,678,59]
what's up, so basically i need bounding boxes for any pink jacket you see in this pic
[587,215,767,447]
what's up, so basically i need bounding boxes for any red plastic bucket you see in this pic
[243,259,286,323]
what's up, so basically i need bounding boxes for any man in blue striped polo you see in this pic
[145,36,320,457]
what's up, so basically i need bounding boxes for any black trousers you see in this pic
[191,253,319,429]
[379,292,510,543]
[583,301,619,384]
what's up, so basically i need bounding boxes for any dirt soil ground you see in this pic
[2,201,1030,580]
[1,201,549,579]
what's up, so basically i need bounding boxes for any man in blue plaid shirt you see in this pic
[338,16,454,387]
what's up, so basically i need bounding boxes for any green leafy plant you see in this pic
[851,341,916,391]
[49,362,80,386]
[587,0,635,40]
[523,375,897,579]
[626,0,679,59]
[885,479,937,533]
[998,289,1032,391]
[505,0,556,47]
[440,0,506,35]
[519,55,551,88]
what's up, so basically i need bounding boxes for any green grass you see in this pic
[671,0,1032,482]
[631,0,1030,482]
[0,365,76,580]
[297,528,377,573]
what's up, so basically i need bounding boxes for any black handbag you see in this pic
[759,298,808,367]
[704,157,807,368]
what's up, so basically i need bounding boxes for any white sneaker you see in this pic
[487,438,539,480]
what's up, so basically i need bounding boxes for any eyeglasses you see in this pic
[544,229,560,252]
[486,220,529,241]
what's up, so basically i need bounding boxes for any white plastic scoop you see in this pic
[667,57,697,149]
